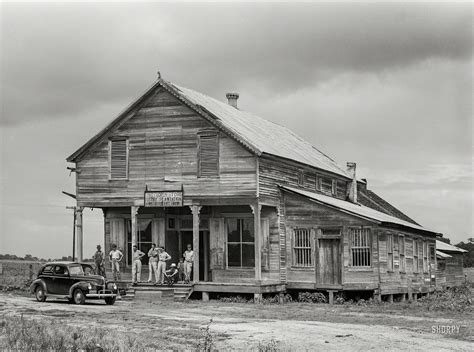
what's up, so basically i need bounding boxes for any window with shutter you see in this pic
[109,139,129,179]
[198,133,219,177]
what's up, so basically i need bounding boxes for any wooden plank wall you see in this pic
[76,89,257,207]
[258,156,348,201]
[444,253,465,287]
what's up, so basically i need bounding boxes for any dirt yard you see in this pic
[0,293,472,351]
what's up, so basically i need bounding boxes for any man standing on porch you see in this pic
[109,244,123,281]
[156,246,171,285]
[131,245,145,286]
[147,243,159,283]
[183,244,194,283]
[93,245,106,277]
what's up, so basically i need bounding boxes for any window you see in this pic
[198,132,219,177]
[54,266,68,275]
[127,219,153,266]
[42,265,54,274]
[418,241,423,273]
[413,240,419,273]
[387,234,394,271]
[429,244,435,269]
[331,180,337,196]
[320,177,333,195]
[227,218,254,268]
[423,241,428,272]
[350,228,371,267]
[316,176,322,191]
[297,170,304,186]
[293,228,313,267]
[399,235,406,272]
[109,138,129,179]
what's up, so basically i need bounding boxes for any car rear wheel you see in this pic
[104,297,116,305]
[35,286,46,302]
[73,289,86,305]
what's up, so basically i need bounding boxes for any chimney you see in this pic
[226,93,239,109]
[346,162,358,203]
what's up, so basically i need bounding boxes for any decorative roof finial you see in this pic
[157,70,161,79]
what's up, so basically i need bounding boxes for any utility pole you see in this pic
[66,206,76,261]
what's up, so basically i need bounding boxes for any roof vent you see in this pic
[226,93,239,109]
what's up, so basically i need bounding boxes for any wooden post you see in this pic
[191,205,202,283]
[388,294,394,304]
[76,207,83,262]
[202,292,209,302]
[328,290,334,305]
[401,293,406,302]
[251,202,262,283]
[131,206,139,258]
[203,231,209,282]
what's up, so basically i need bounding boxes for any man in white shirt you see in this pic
[183,244,194,283]
[108,244,123,281]
[156,247,171,285]
[131,244,145,286]
[147,243,159,283]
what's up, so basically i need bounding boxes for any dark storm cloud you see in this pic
[1,2,471,125]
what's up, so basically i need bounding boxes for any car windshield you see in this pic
[68,265,84,276]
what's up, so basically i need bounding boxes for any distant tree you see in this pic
[456,241,474,268]
[438,237,451,244]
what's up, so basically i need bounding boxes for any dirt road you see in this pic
[0,293,471,351]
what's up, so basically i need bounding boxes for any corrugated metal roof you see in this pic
[164,81,350,178]
[281,186,439,234]
[436,250,452,259]
[436,240,467,253]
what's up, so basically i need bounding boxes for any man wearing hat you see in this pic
[93,245,106,277]
[156,246,171,285]
[131,244,145,286]
[108,244,123,281]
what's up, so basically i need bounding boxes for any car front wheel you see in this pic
[35,286,46,302]
[73,289,86,305]
[105,297,116,305]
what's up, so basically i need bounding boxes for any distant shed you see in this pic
[436,240,467,288]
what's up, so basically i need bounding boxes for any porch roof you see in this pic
[281,186,441,236]
[436,240,467,253]
[436,250,452,259]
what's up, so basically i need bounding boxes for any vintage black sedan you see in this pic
[30,262,118,305]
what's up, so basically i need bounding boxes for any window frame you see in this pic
[387,233,394,271]
[349,227,372,268]
[399,234,406,273]
[197,131,220,178]
[413,239,419,273]
[226,218,255,269]
[108,137,129,180]
[292,228,314,268]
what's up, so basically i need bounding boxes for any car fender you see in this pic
[30,279,47,295]
[68,282,90,298]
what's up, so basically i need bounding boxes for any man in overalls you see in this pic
[93,245,106,277]
[183,244,194,283]
[156,247,171,285]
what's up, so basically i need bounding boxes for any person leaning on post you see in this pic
[147,243,159,283]
[108,244,123,281]
[131,244,145,286]
[155,246,171,285]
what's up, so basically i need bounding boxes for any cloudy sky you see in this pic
[0,1,472,259]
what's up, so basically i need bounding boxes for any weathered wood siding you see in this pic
[377,229,436,294]
[76,89,257,207]
[444,253,465,287]
[258,156,348,202]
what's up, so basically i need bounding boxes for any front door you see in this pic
[318,239,342,285]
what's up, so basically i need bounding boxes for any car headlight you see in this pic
[87,283,92,290]
[113,284,117,290]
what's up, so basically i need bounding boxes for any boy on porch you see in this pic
[132,245,145,286]
[183,244,194,283]
[109,244,123,281]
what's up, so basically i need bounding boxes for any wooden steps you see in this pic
[123,283,193,302]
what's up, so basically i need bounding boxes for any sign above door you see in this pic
[144,190,183,207]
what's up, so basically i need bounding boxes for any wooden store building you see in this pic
[66,75,442,302]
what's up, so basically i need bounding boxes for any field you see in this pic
[0,291,473,351]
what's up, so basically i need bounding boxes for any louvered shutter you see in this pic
[198,134,219,177]
[109,139,128,179]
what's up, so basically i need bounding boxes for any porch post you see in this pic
[251,202,262,283]
[131,206,139,252]
[76,207,83,262]
[191,205,202,283]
